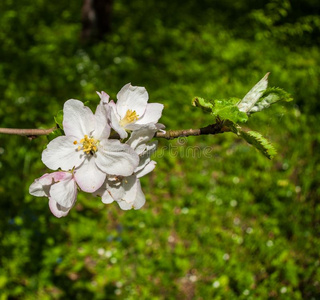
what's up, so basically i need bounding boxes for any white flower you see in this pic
[41,99,139,193]
[95,127,158,210]
[104,83,164,139]
[29,171,77,218]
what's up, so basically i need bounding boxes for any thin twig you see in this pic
[0,127,57,139]
[155,123,230,139]
[0,123,230,140]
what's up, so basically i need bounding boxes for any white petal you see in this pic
[94,102,111,140]
[29,173,56,197]
[42,136,85,170]
[134,103,164,125]
[116,83,148,119]
[136,160,156,178]
[122,175,138,203]
[108,180,125,200]
[96,139,139,176]
[109,101,128,139]
[117,199,134,210]
[126,126,157,154]
[74,157,106,193]
[29,180,49,197]
[134,141,158,174]
[29,180,47,197]
[140,140,158,156]
[96,91,110,104]
[50,173,77,208]
[63,99,95,138]
[101,190,115,204]
[49,198,73,218]
[132,180,146,210]
[93,178,122,202]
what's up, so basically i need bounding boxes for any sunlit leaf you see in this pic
[237,73,269,113]
[240,130,277,159]
[192,97,248,123]
[250,87,293,113]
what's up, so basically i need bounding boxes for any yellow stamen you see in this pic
[119,109,139,127]
[74,135,99,155]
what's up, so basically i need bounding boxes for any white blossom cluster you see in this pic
[29,84,164,217]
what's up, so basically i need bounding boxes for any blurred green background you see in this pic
[0,0,320,299]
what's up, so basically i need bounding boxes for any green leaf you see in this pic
[54,110,64,129]
[249,87,293,113]
[239,130,277,159]
[237,73,269,113]
[211,98,248,123]
[192,97,248,123]
[192,97,213,112]
[47,128,64,142]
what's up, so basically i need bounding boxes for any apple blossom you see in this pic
[29,171,77,218]
[95,127,158,210]
[103,83,164,139]
[42,99,139,193]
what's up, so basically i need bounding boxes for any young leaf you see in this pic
[192,97,248,123]
[237,73,269,113]
[54,110,64,129]
[240,130,277,159]
[211,98,248,124]
[249,87,293,113]
[192,97,213,113]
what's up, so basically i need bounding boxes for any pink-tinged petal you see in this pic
[50,173,77,208]
[29,173,55,197]
[109,102,127,139]
[37,173,56,185]
[96,91,110,104]
[96,139,139,176]
[132,180,146,210]
[49,198,73,218]
[29,172,71,197]
[42,136,85,170]
[134,103,164,125]
[63,99,95,138]
[29,179,49,197]
[94,102,111,140]
[136,160,156,178]
[122,175,138,203]
[116,83,148,119]
[51,171,70,182]
[74,157,106,193]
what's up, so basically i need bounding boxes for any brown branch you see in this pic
[155,123,230,139]
[0,123,230,140]
[0,127,57,139]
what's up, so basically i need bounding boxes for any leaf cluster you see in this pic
[192,74,292,159]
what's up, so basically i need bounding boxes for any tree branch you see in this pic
[0,127,57,139]
[0,123,230,140]
[155,123,230,139]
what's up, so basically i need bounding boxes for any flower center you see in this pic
[74,135,98,155]
[119,109,139,127]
